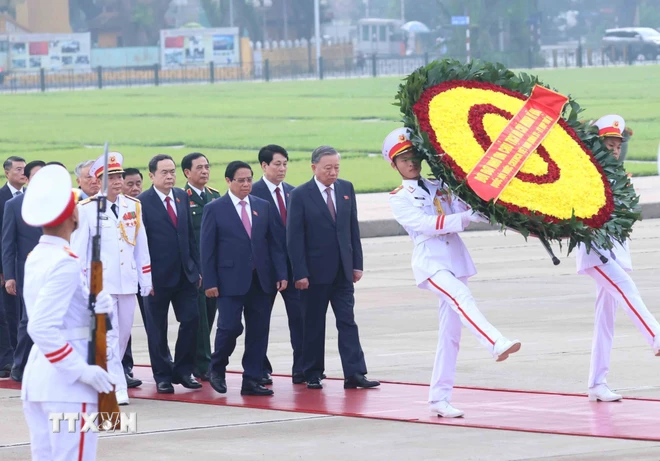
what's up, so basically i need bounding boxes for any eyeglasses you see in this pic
[232,177,253,184]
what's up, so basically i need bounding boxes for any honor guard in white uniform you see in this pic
[21,164,115,461]
[383,128,522,418]
[71,153,152,406]
[576,115,660,403]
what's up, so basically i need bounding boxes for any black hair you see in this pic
[123,168,143,179]
[45,161,66,168]
[181,152,208,177]
[25,160,46,179]
[225,161,252,180]
[148,154,174,174]
[258,145,289,165]
[3,156,25,171]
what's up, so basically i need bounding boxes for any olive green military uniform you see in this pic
[185,183,221,378]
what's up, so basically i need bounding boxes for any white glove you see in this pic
[94,290,113,316]
[469,211,490,224]
[79,365,116,394]
[140,285,152,297]
[460,211,473,229]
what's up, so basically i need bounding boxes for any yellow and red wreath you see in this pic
[397,60,639,253]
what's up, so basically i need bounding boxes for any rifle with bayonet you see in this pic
[88,142,120,431]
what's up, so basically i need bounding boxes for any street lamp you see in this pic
[250,0,273,42]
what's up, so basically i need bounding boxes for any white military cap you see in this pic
[90,151,124,178]
[593,115,625,139]
[22,165,77,228]
[382,127,414,163]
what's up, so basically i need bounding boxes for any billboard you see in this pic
[7,33,91,72]
[160,27,240,68]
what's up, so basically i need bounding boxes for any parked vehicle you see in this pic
[602,27,660,61]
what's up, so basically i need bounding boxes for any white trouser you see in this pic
[108,294,137,392]
[420,271,504,403]
[584,263,660,388]
[23,401,99,461]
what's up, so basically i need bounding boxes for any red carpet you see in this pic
[3,366,659,441]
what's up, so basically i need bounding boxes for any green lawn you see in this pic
[1,65,658,193]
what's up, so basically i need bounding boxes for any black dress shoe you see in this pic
[157,382,174,394]
[0,364,11,378]
[172,374,202,389]
[194,371,210,382]
[260,373,273,385]
[125,374,142,388]
[209,372,227,394]
[10,367,23,383]
[307,378,323,389]
[241,380,274,396]
[344,373,380,389]
[292,373,306,384]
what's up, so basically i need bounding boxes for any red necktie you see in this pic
[165,196,178,227]
[274,187,287,226]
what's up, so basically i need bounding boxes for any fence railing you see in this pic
[0,49,657,93]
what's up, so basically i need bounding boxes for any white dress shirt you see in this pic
[8,183,24,197]
[262,176,286,214]
[228,191,252,225]
[187,183,203,197]
[314,176,336,212]
[154,187,177,216]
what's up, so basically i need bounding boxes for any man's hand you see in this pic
[353,270,363,283]
[276,280,288,292]
[205,287,219,298]
[295,278,309,290]
[5,279,16,296]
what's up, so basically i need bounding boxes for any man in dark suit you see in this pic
[0,155,26,378]
[181,152,221,381]
[201,161,288,396]
[138,154,202,394]
[2,160,45,382]
[287,146,379,390]
[120,167,146,388]
[252,145,305,384]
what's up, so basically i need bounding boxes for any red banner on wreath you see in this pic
[466,85,569,202]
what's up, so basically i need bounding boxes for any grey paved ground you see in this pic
[1,219,659,460]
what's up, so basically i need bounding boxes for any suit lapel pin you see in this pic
[286,193,290,197]
[176,198,181,203]
[253,210,258,216]
[344,195,349,200]
[187,189,192,196]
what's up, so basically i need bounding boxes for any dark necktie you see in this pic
[274,187,287,226]
[417,179,431,196]
[200,190,207,202]
[165,196,178,227]
[325,187,336,221]
[111,203,118,218]
[14,190,22,197]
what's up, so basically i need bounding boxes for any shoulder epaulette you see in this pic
[79,197,93,205]
[390,185,404,195]
[207,186,220,194]
[124,195,140,203]
[63,247,79,259]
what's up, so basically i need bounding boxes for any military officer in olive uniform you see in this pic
[182,152,221,380]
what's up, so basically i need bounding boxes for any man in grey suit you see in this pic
[2,160,46,382]
[0,155,26,378]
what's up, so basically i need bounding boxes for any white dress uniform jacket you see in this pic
[575,238,632,274]
[389,178,476,285]
[72,194,152,293]
[21,235,97,404]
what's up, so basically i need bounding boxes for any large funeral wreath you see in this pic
[395,59,641,256]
